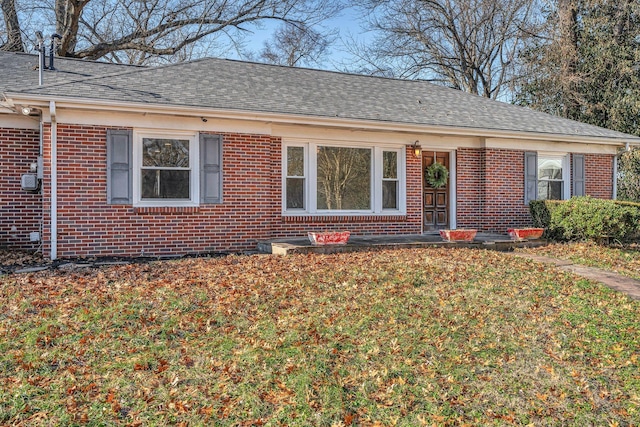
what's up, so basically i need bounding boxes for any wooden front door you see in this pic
[423,151,450,231]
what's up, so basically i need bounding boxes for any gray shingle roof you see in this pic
[3,52,639,142]
[0,51,140,90]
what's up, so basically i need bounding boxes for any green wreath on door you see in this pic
[425,162,449,188]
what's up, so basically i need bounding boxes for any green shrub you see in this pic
[529,196,640,242]
[615,200,640,208]
[529,200,566,240]
[529,200,553,228]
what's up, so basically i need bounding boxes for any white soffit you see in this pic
[484,138,619,155]
[4,93,638,149]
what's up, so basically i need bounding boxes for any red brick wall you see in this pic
[39,127,424,258]
[457,147,530,232]
[40,126,420,257]
[585,153,614,198]
[41,123,52,256]
[34,122,618,258]
[482,149,531,231]
[41,125,281,257]
[0,127,41,250]
[457,148,616,232]
[456,148,484,229]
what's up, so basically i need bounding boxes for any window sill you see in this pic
[281,214,407,223]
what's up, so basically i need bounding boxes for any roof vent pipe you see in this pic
[35,31,44,85]
[49,34,61,71]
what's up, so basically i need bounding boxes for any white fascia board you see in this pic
[484,137,620,155]
[6,92,640,147]
[275,124,482,149]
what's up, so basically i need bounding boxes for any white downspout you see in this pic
[50,100,57,260]
[39,116,44,252]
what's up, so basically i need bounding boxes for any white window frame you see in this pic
[132,130,199,207]
[284,144,308,211]
[380,150,401,212]
[282,140,406,215]
[537,153,570,201]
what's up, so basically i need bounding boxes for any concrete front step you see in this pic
[257,234,548,255]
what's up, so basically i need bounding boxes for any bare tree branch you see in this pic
[6,0,343,64]
[255,22,336,67]
[346,0,544,100]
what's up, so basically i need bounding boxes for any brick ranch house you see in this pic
[2,51,640,259]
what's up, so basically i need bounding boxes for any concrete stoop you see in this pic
[257,233,548,255]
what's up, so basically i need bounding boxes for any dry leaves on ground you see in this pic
[1,248,638,426]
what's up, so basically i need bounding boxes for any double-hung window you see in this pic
[133,131,199,206]
[524,152,570,204]
[283,141,405,214]
[107,130,222,206]
[141,138,191,199]
[382,151,399,209]
[286,146,306,210]
[537,155,565,200]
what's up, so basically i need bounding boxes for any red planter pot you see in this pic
[439,229,477,242]
[507,228,544,241]
[308,231,351,245]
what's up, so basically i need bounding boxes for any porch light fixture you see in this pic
[21,106,32,115]
[412,140,421,158]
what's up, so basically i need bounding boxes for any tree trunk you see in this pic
[557,0,580,119]
[1,0,24,52]
[55,0,88,56]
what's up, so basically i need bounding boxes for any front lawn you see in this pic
[520,242,640,281]
[1,248,639,426]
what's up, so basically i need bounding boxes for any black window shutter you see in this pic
[524,151,538,205]
[107,129,133,204]
[200,133,223,204]
[572,154,585,197]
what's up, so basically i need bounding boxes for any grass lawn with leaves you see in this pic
[519,242,640,281]
[1,248,639,426]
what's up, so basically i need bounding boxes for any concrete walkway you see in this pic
[509,252,640,300]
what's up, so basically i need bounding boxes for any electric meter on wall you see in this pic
[21,174,39,191]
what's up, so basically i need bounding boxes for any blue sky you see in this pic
[237,5,369,70]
